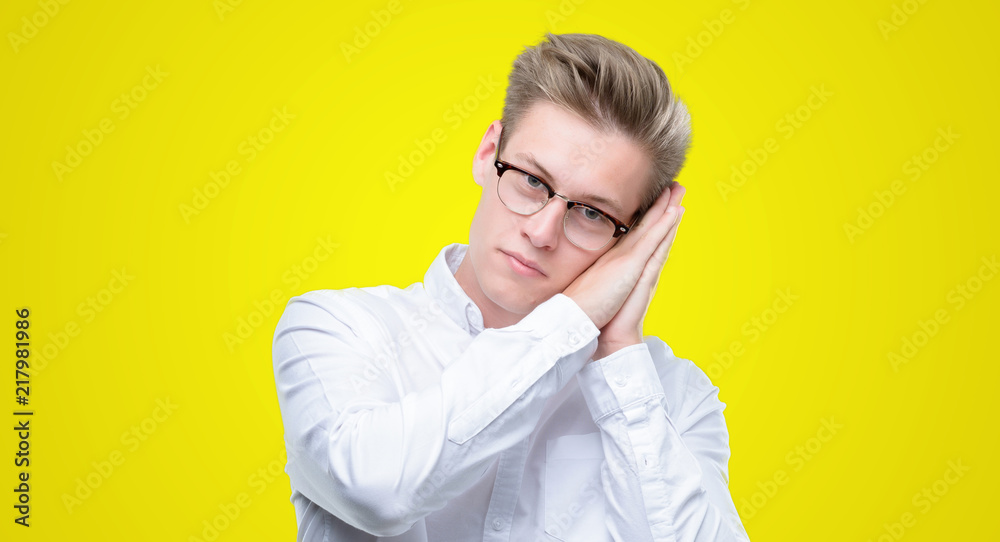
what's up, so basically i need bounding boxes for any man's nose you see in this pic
[522,197,566,248]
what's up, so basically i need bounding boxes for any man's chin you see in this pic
[486,282,553,315]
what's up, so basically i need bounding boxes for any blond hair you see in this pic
[500,32,692,220]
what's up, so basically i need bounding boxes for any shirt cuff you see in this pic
[575,341,666,423]
[514,293,601,358]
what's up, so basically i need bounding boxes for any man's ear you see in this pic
[472,120,503,188]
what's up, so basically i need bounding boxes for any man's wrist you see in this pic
[593,336,642,361]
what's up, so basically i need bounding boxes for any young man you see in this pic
[272,33,750,541]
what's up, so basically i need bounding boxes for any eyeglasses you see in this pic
[493,128,637,250]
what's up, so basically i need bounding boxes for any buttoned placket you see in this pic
[465,302,484,335]
[481,437,530,541]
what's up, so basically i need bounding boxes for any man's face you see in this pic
[455,100,654,325]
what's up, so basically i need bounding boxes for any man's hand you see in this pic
[563,182,686,360]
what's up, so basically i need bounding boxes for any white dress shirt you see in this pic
[272,242,750,541]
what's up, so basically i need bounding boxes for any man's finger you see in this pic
[638,183,684,236]
[612,185,671,254]
[634,183,674,230]
[639,205,681,253]
[654,206,684,264]
[640,206,684,297]
[669,183,686,209]
[614,182,684,261]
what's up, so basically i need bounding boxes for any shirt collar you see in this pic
[423,243,485,336]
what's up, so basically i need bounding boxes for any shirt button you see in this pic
[614,374,628,387]
[491,518,503,530]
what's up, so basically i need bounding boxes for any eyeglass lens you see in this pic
[497,168,614,250]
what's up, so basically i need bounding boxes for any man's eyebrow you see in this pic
[515,151,626,219]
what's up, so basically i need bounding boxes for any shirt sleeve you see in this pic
[575,338,751,542]
[272,290,600,537]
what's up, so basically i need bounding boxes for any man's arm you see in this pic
[562,179,750,540]
[272,289,599,537]
[575,338,751,541]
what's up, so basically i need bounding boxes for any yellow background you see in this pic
[2,0,997,539]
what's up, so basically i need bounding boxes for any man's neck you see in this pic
[453,248,524,330]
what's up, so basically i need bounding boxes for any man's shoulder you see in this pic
[293,282,421,307]
[642,336,726,423]
[277,283,426,336]
[643,336,706,384]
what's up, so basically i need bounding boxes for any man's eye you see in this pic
[526,176,543,188]
[582,207,602,221]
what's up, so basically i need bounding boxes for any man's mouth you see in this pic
[501,250,545,277]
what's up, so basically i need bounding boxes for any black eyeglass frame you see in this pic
[492,128,638,245]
